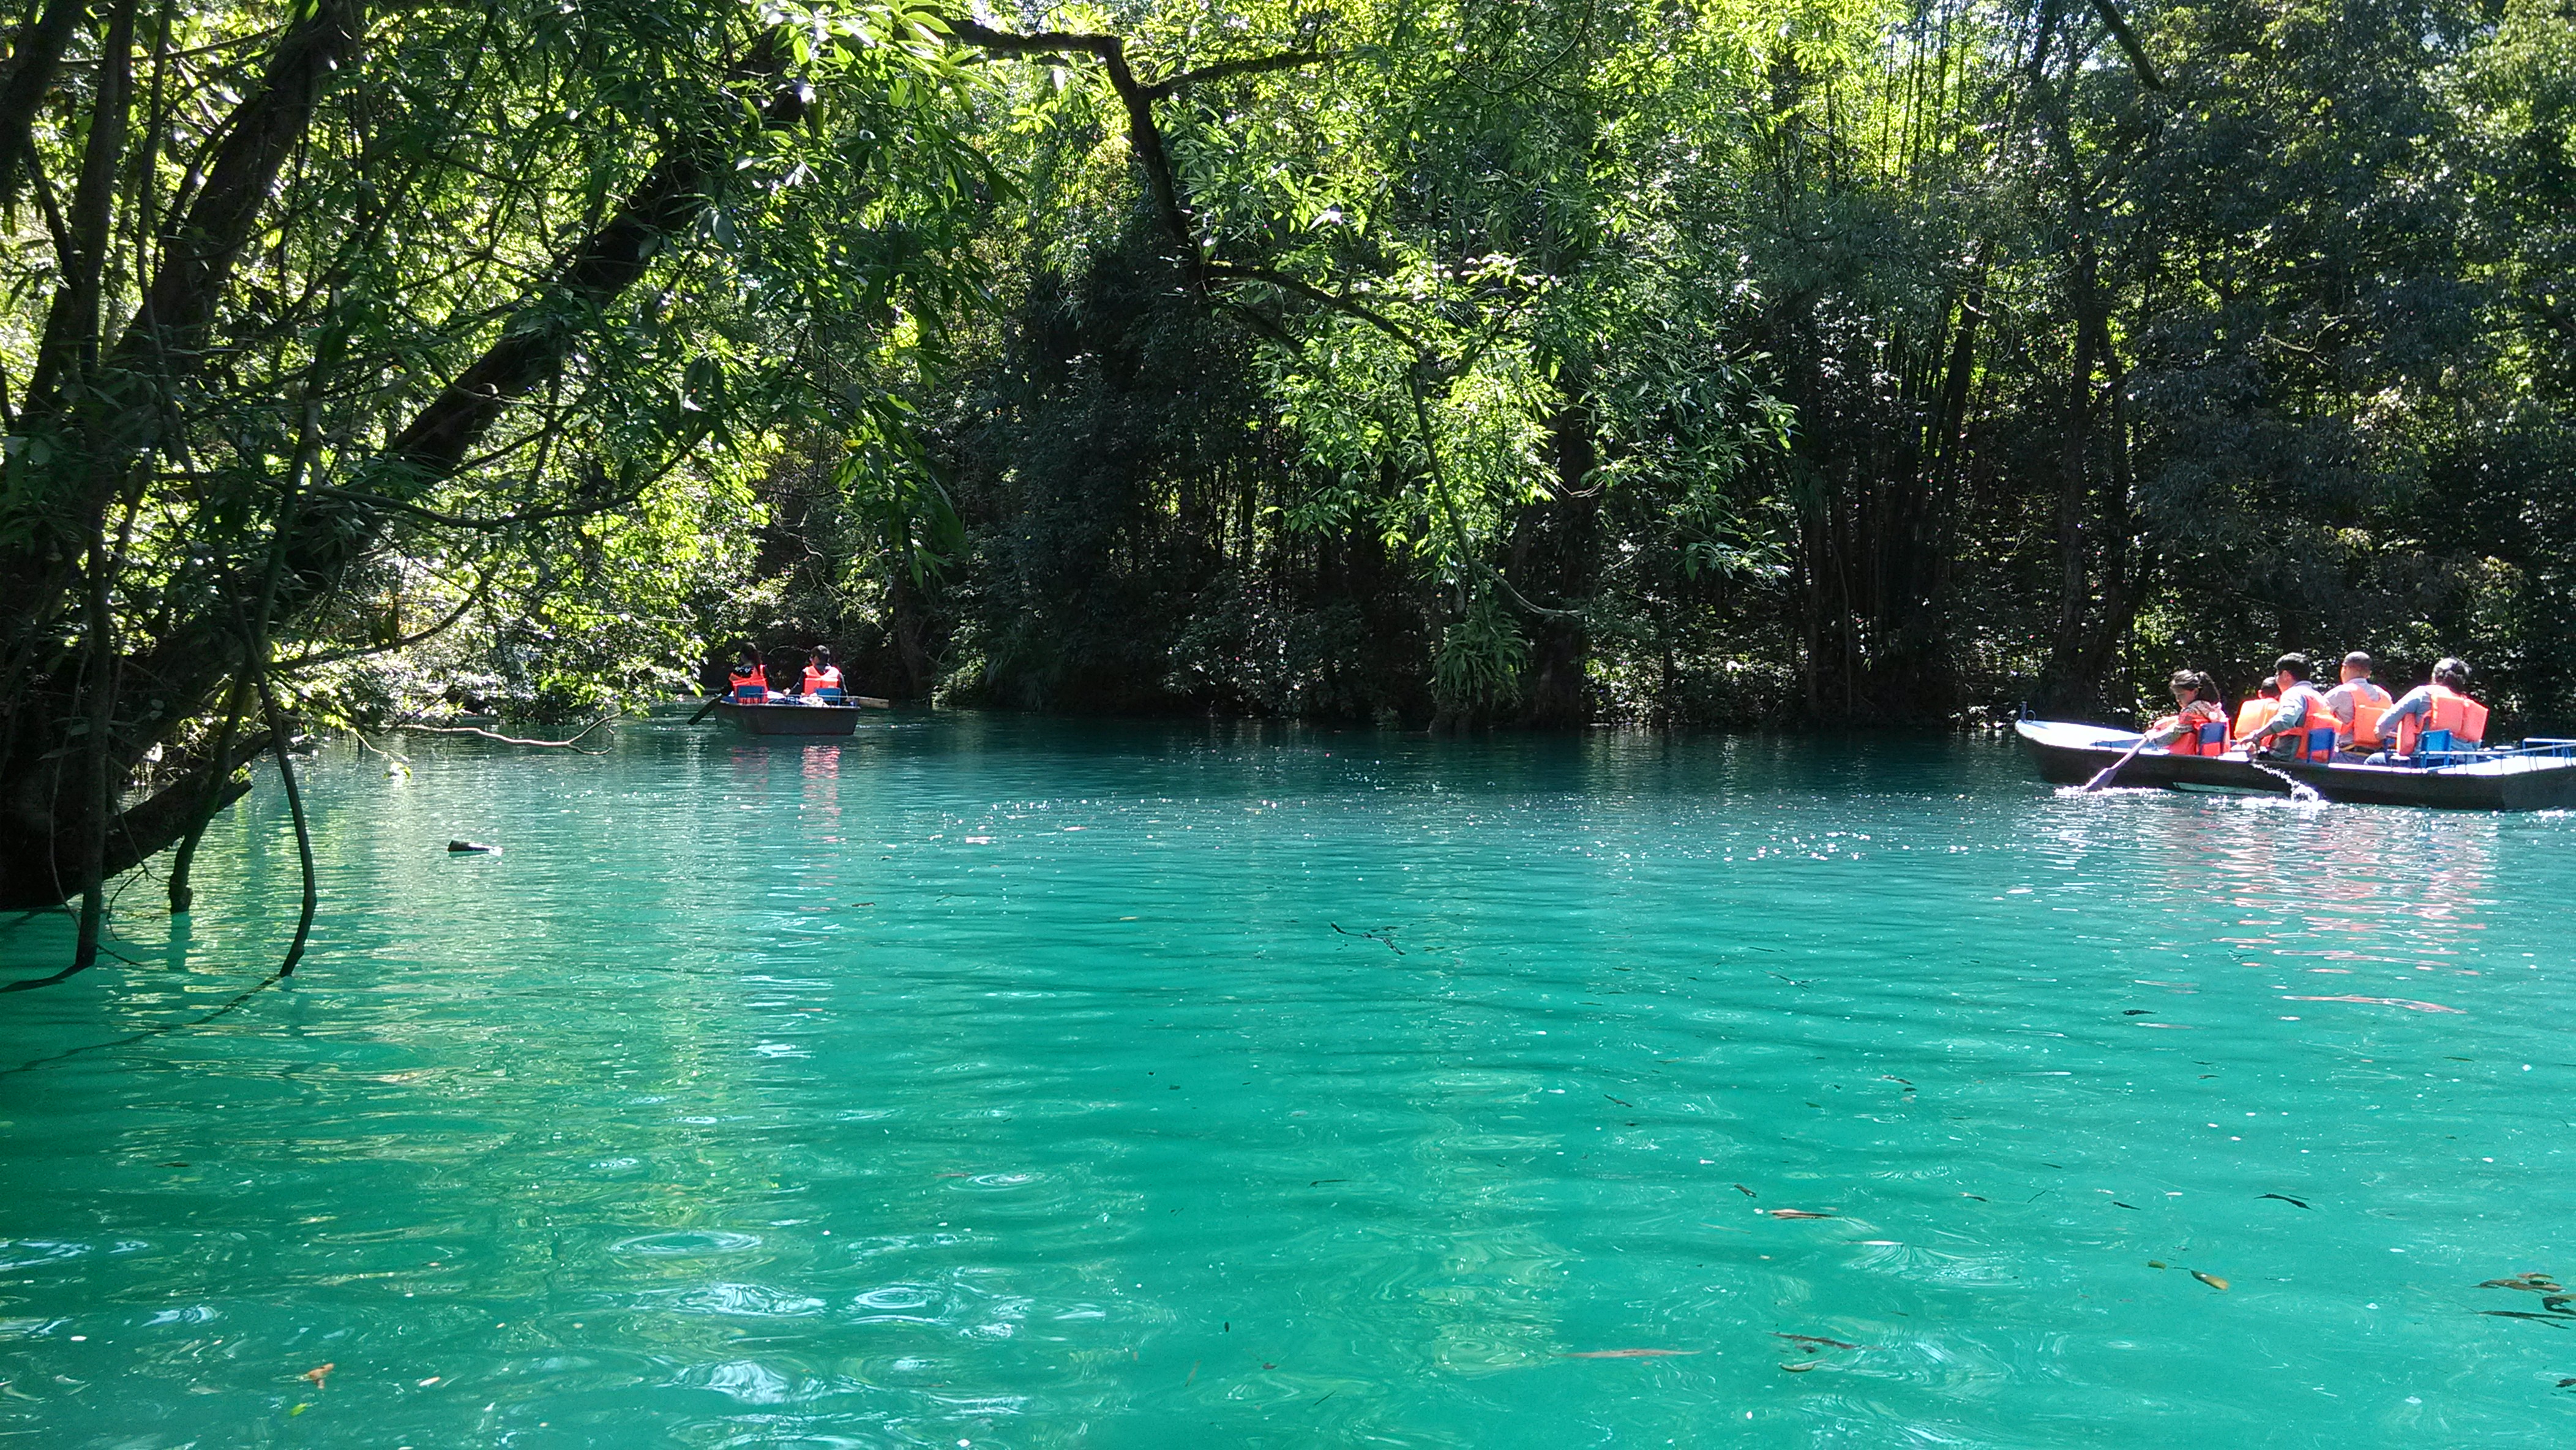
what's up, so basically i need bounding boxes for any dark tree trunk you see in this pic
[1512,403,1600,728]
[0,17,812,912]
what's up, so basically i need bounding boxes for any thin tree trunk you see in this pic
[71,524,113,972]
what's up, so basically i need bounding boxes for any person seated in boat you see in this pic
[2143,670,2228,754]
[2237,653,2343,762]
[800,647,846,704]
[2324,650,2394,756]
[2378,657,2489,757]
[727,648,769,704]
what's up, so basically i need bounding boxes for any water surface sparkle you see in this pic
[4,718,2571,1445]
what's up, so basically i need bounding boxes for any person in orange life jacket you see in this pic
[727,648,769,704]
[799,647,845,702]
[2379,657,2488,756]
[2323,650,2394,753]
[2143,669,2228,753]
[2242,653,2343,760]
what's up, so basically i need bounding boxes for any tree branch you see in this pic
[297,479,647,534]
[0,0,88,212]
[1201,260,1426,354]
[1141,49,1336,103]
[2085,0,2163,90]
[939,17,1196,265]
[376,36,807,483]
[30,0,137,409]
[391,715,616,752]
[114,0,360,391]
[270,568,493,670]
[940,17,1330,277]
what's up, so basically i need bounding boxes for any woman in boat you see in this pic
[2143,670,2227,754]
[800,647,845,703]
[727,648,769,704]
[2379,658,2489,756]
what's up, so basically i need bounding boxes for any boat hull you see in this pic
[2015,719,2576,811]
[714,701,864,737]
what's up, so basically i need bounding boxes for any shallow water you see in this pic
[4,716,2572,1447]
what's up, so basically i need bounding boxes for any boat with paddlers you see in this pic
[710,696,891,737]
[2016,718,2576,810]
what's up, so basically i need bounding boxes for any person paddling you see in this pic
[801,647,845,704]
[2379,657,2490,757]
[727,648,769,704]
[2241,653,2343,761]
[2143,670,2227,754]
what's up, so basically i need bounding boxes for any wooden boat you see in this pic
[2015,718,2576,811]
[713,700,867,737]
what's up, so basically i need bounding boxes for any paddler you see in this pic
[2379,657,2490,756]
[800,647,845,703]
[2142,670,2227,754]
[2324,650,2394,755]
[727,648,769,704]
[2239,653,2343,761]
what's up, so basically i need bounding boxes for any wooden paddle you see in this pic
[2081,730,2157,792]
[686,695,724,724]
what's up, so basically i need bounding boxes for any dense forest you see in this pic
[3,1,2573,937]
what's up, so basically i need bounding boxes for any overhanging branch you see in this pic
[937,15,1331,274]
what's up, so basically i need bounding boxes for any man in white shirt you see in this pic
[2323,651,2393,752]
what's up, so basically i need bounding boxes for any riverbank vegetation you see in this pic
[4,0,2574,929]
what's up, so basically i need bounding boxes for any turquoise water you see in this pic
[4,717,2572,1446]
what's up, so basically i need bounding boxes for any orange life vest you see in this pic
[2231,698,2278,748]
[2155,701,2228,756]
[2396,685,2488,755]
[2348,700,2391,751]
[2260,687,2344,762]
[729,665,768,702]
[803,665,844,699]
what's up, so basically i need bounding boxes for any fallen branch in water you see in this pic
[350,732,412,768]
[389,715,616,753]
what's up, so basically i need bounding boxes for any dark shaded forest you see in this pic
[768,0,2576,740]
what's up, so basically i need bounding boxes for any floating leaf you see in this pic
[2192,1271,2230,1291]
[1767,1209,1833,1219]
[302,1364,333,1389]
[1780,1361,1818,1372]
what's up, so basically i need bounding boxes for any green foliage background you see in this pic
[7,0,2576,917]
[744,0,2576,733]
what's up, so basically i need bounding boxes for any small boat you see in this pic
[2016,718,2576,811]
[713,699,871,737]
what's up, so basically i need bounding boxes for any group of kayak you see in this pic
[725,646,847,705]
[2146,651,2488,763]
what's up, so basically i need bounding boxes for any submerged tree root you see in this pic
[0,965,290,1073]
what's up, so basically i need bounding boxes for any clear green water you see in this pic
[4,717,2573,1447]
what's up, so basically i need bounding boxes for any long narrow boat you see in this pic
[2015,718,2576,810]
[713,700,867,737]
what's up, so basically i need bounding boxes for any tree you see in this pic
[0,2,990,954]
